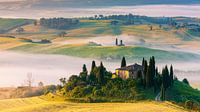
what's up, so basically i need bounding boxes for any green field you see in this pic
[8,43,200,62]
[0,18,33,33]
[0,95,189,112]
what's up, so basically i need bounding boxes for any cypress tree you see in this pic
[148,56,156,87]
[96,62,105,85]
[121,57,126,67]
[160,84,165,101]
[170,65,174,86]
[89,61,96,84]
[146,66,151,87]
[153,67,159,93]
[143,60,148,88]
[83,64,87,73]
[165,66,170,88]
[80,64,88,81]
[116,38,118,46]
[91,61,96,73]
[162,66,170,89]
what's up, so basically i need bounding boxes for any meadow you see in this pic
[0,95,189,112]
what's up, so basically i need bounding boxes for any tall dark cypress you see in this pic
[91,61,96,73]
[80,64,88,81]
[146,66,151,87]
[89,61,96,84]
[115,38,118,46]
[165,66,170,88]
[143,60,148,88]
[83,64,87,73]
[97,62,105,85]
[121,57,126,68]
[160,84,165,101]
[170,65,174,86]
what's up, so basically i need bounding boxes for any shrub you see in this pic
[185,100,193,109]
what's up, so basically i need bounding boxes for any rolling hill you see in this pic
[0,96,189,112]
[30,0,200,8]
[0,18,33,33]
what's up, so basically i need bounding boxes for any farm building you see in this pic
[115,63,143,80]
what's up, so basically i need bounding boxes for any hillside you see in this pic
[32,0,200,8]
[0,19,33,33]
[0,96,189,112]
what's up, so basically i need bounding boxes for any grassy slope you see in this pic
[167,81,200,103]
[0,95,188,112]
[0,19,33,32]
[9,43,200,62]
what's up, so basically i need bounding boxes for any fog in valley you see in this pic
[0,51,199,89]
[0,5,200,19]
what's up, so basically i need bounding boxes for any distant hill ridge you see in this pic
[34,0,200,8]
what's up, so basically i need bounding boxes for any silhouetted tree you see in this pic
[170,65,174,86]
[183,78,190,85]
[115,38,118,46]
[143,59,148,88]
[80,64,88,81]
[96,62,105,85]
[121,57,126,67]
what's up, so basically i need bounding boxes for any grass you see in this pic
[167,81,200,103]
[0,95,189,112]
[0,18,33,33]
[9,43,200,62]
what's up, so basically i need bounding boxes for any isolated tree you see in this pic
[16,27,24,34]
[38,82,44,87]
[59,78,66,86]
[115,38,118,46]
[121,57,126,67]
[149,25,153,31]
[58,31,67,37]
[26,73,34,87]
[183,78,190,85]
[120,40,123,46]
[34,20,37,26]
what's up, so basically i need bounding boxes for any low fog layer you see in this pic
[0,5,200,19]
[0,51,200,88]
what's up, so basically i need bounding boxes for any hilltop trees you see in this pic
[58,56,180,102]
[40,18,79,30]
